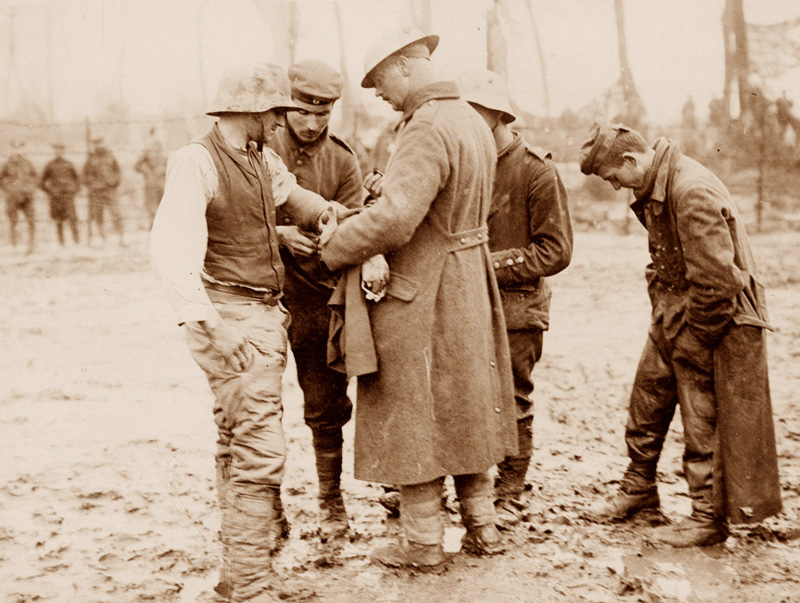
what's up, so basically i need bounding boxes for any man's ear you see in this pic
[621,152,639,167]
[395,55,410,76]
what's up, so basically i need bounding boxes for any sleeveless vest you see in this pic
[195,126,284,291]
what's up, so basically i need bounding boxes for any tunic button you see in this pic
[283,217,292,224]
[477,233,483,240]
[296,159,303,166]
[494,407,501,413]
[506,258,514,266]
[516,257,524,264]
[460,237,466,244]
[489,361,496,367]
[493,262,500,269]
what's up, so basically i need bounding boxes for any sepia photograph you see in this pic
[1,1,799,601]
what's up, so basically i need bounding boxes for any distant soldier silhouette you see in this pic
[135,129,166,225]
[41,142,81,246]
[0,140,38,253]
[83,137,124,245]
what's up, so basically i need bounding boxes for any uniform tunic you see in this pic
[268,125,363,430]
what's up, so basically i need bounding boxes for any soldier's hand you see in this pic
[361,254,390,301]
[363,170,384,198]
[277,225,317,257]
[199,314,255,373]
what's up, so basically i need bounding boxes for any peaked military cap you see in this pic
[289,60,344,106]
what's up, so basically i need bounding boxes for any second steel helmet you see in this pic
[457,69,517,124]
[361,26,439,89]
[206,63,300,116]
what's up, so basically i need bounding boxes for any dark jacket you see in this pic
[83,148,121,192]
[270,125,363,292]
[41,157,80,199]
[320,82,517,485]
[634,138,780,523]
[488,133,572,330]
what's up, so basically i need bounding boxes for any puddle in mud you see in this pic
[592,545,737,602]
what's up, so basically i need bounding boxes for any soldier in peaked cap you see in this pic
[319,27,517,570]
[0,140,38,253]
[150,62,342,601]
[268,59,388,543]
[458,69,573,529]
[579,123,781,548]
[41,142,81,246]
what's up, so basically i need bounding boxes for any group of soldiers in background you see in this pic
[0,134,166,253]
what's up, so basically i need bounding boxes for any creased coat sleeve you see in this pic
[675,181,745,341]
[491,162,572,286]
[320,121,449,270]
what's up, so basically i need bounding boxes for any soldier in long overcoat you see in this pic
[320,28,517,570]
[580,123,781,547]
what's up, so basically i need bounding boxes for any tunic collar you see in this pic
[396,81,461,130]
[497,132,522,160]
[634,137,671,203]
[286,124,329,157]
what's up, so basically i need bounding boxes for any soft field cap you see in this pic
[361,26,439,89]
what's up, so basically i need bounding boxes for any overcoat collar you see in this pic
[395,81,460,131]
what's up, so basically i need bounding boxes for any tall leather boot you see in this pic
[312,428,348,539]
[371,479,447,571]
[494,416,533,528]
[221,485,290,602]
[456,472,506,556]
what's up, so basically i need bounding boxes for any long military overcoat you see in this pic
[320,82,517,485]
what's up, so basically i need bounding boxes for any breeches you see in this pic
[283,278,351,432]
[184,290,290,493]
[507,328,544,421]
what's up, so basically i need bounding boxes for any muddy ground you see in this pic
[1,215,799,603]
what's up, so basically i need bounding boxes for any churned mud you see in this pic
[1,222,799,603]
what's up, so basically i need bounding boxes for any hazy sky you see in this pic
[1,0,799,126]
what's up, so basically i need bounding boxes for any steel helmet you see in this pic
[206,63,299,116]
[361,26,439,89]
[457,69,516,123]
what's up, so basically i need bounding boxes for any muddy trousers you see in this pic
[623,323,717,520]
[185,289,290,602]
[284,277,352,517]
[400,472,496,545]
[496,329,543,501]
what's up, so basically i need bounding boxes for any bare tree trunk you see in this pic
[729,0,751,117]
[614,0,645,129]
[410,0,433,33]
[333,1,359,138]
[722,1,733,119]
[525,0,550,118]
[254,0,299,66]
[486,0,508,79]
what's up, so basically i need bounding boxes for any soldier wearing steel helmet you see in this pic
[267,59,389,542]
[319,27,517,571]
[150,62,339,601]
[458,69,573,529]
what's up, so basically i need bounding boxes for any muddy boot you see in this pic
[652,513,728,547]
[585,462,660,523]
[222,485,290,602]
[312,428,349,540]
[494,416,533,529]
[456,472,506,556]
[378,486,401,517]
[494,456,530,529]
[371,480,447,572]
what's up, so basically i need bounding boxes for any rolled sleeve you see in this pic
[149,144,218,325]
